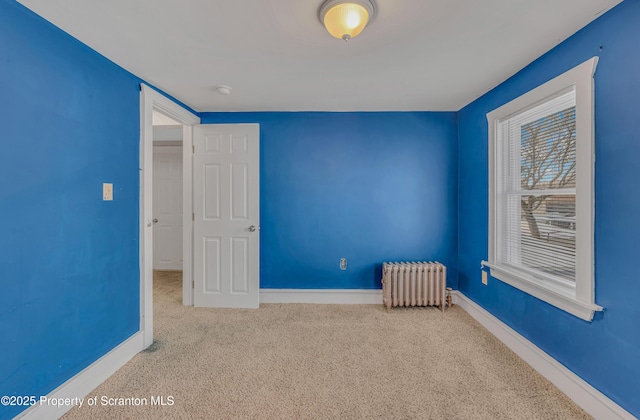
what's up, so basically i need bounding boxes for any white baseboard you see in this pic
[260,288,383,305]
[452,291,635,420]
[16,332,144,420]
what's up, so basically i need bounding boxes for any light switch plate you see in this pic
[482,270,488,285]
[103,183,113,201]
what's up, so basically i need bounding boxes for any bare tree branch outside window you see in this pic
[520,107,576,238]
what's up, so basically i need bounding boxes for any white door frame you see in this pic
[140,84,199,348]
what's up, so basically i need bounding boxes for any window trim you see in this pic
[486,57,603,321]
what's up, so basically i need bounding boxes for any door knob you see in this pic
[153,218,159,224]
[248,225,256,232]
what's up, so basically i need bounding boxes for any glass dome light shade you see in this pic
[320,0,376,41]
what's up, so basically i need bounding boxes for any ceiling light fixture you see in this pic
[319,0,377,42]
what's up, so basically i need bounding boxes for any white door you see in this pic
[192,124,260,308]
[153,146,183,270]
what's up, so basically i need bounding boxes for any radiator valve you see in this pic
[446,287,453,308]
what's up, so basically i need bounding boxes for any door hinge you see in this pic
[192,213,195,221]
[192,280,194,288]
[192,145,195,154]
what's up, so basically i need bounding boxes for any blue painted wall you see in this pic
[201,112,459,289]
[457,0,640,416]
[0,2,142,418]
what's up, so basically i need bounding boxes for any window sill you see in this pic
[481,261,603,322]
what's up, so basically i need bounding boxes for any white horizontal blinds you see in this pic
[499,89,577,283]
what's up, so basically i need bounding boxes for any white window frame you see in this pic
[486,57,603,321]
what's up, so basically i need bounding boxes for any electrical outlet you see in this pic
[103,183,113,201]
[482,270,488,285]
[340,258,347,270]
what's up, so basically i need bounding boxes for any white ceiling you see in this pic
[18,0,621,112]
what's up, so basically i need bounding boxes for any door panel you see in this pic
[153,146,183,270]
[193,124,259,308]
[204,237,221,293]
[231,237,249,293]
[204,164,221,220]
[231,164,249,220]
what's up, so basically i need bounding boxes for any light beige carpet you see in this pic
[63,271,590,419]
